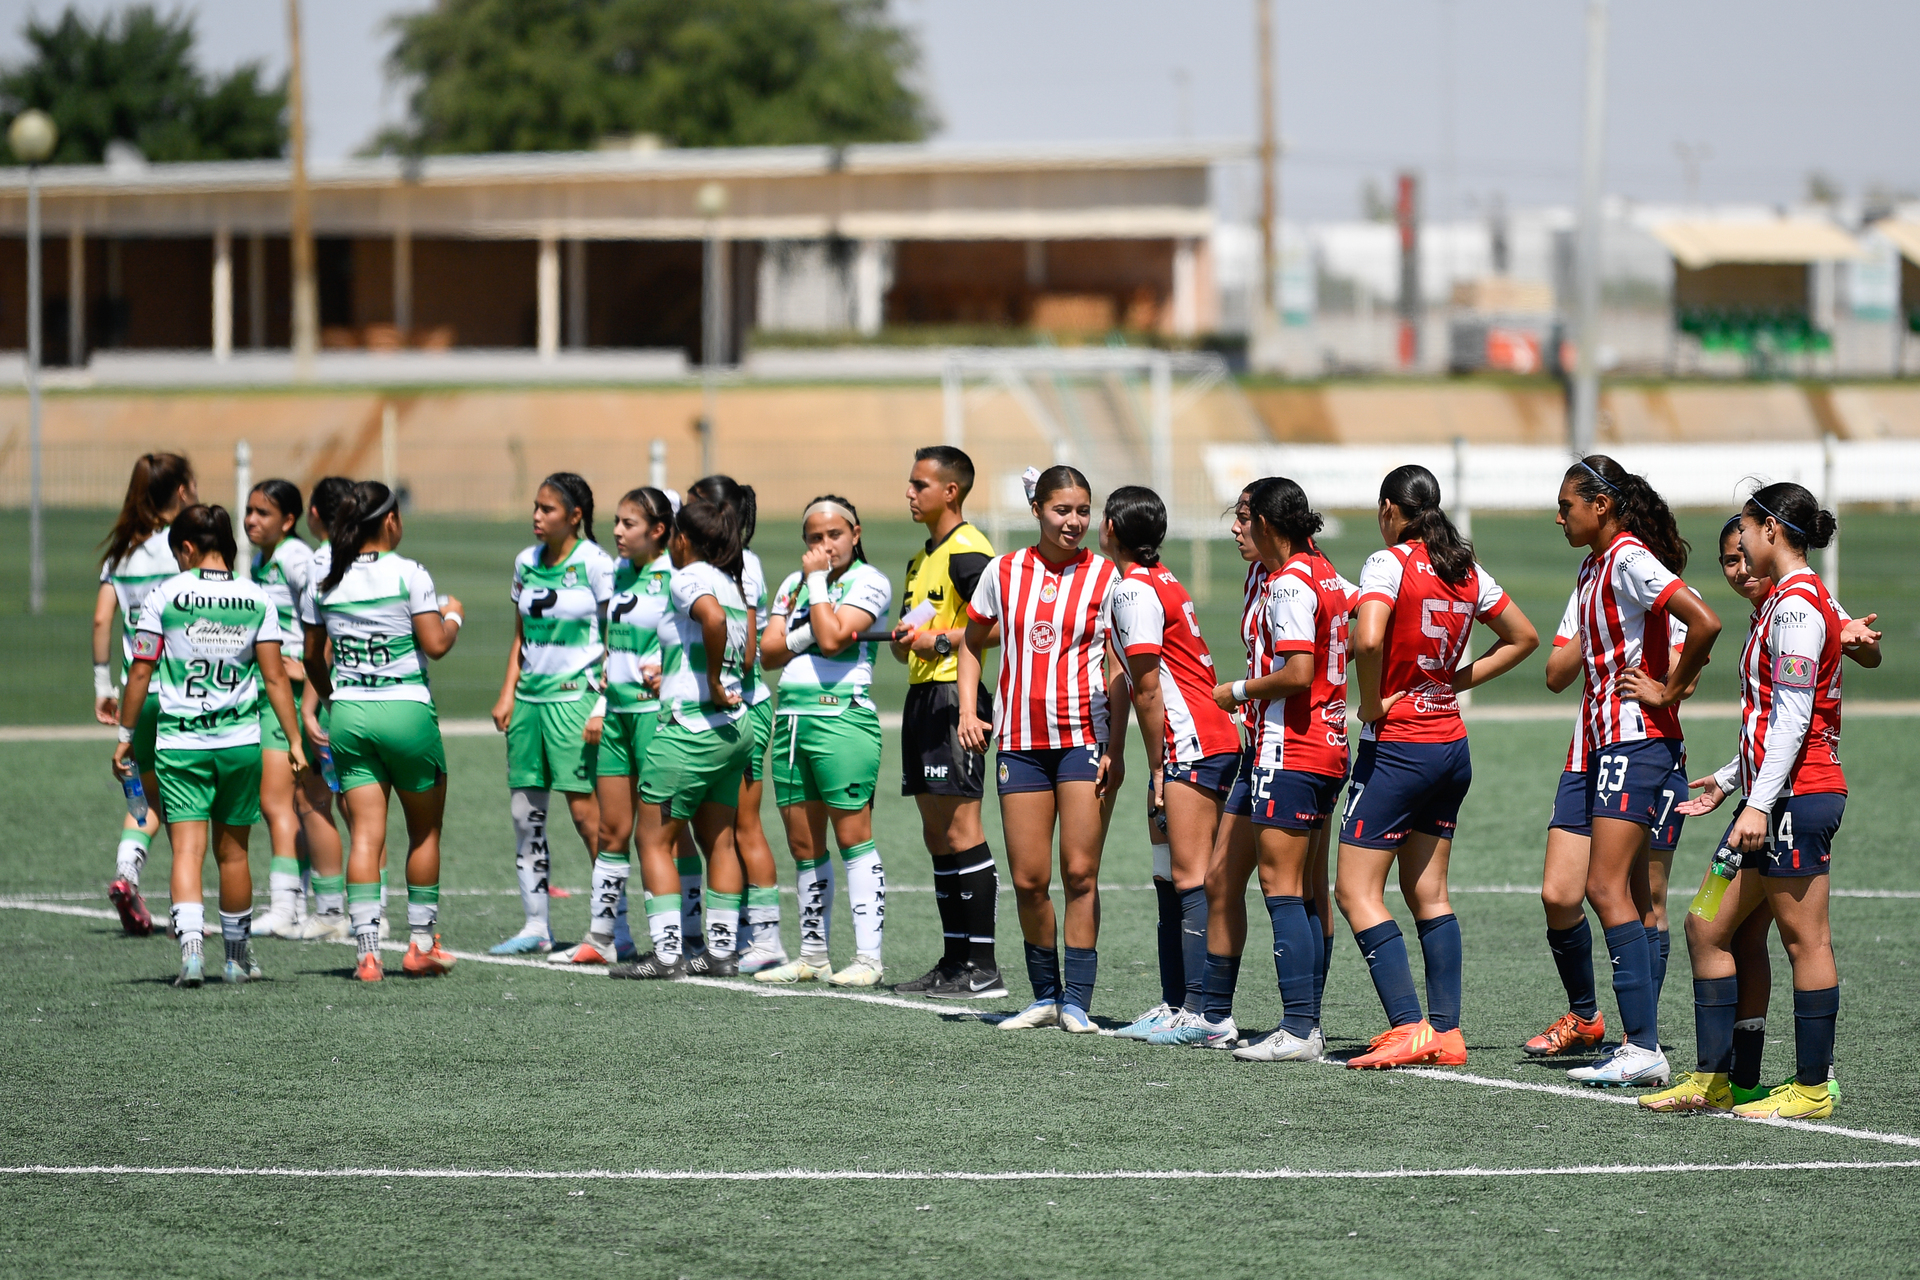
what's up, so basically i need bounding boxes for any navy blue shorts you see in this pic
[1222,744,1257,819]
[1717,794,1844,878]
[1339,738,1473,850]
[996,744,1102,795]
[1552,764,1688,851]
[1588,738,1685,830]
[1247,766,1346,832]
[1163,751,1240,797]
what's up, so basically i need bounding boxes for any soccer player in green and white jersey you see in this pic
[96,452,197,936]
[758,496,893,985]
[302,481,465,983]
[112,504,306,986]
[563,485,676,966]
[610,498,756,979]
[489,474,617,955]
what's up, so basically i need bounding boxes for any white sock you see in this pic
[115,833,149,884]
[268,867,303,919]
[589,856,629,943]
[841,840,885,961]
[645,894,683,962]
[219,910,252,965]
[706,891,742,959]
[349,896,382,955]
[171,902,205,950]
[744,886,781,950]
[510,787,552,937]
[796,856,834,960]
[677,856,704,951]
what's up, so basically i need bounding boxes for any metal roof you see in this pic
[1648,218,1863,269]
[1873,219,1920,266]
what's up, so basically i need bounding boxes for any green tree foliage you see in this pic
[384,0,935,154]
[0,5,286,166]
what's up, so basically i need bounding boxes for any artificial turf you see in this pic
[1,715,1917,1278]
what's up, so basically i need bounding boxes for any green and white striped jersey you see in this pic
[771,561,892,717]
[659,560,751,731]
[606,552,672,714]
[132,568,281,750]
[742,549,773,708]
[252,538,313,664]
[303,551,442,704]
[101,527,178,675]
[510,540,615,703]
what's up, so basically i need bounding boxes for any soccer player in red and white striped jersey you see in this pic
[958,465,1121,1033]
[1337,464,1539,1070]
[1552,456,1721,1088]
[1094,486,1241,1043]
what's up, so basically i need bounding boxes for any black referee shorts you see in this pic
[900,680,992,799]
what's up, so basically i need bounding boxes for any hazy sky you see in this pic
[1,0,1914,221]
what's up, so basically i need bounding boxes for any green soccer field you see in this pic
[1,712,1917,1278]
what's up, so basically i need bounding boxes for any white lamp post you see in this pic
[696,181,728,478]
[10,109,57,615]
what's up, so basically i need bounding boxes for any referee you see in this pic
[890,446,1006,998]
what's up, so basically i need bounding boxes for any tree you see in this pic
[0,6,286,166]
[382,0,935,155]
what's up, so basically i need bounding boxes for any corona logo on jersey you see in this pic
[1029,621,1058,652]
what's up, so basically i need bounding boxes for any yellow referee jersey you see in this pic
[901,521,994,684]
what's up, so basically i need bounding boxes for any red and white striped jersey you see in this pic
[968,546,1119,751]
[1555,585,1694,772]
[1575,533,1688,750]
[1109,563,1240,764]
[1356,541,1510,744]
[1252,549,1352,776]
[1730,568,1845,804]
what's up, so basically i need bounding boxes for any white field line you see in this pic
[1,1160,1916,1183]
[6,897,1918,1151]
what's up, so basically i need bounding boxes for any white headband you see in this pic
[802,499,859,529]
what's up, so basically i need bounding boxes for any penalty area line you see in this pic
[1,1160,1917,1183]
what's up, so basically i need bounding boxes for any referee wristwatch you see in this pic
[932,632,953,658]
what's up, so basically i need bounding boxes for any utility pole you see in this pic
[1256,0,1278,326]
[286,0,317,379]
[10,109,56,614]
[1570,0,1609,456]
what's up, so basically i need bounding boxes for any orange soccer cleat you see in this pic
[1347,1019,1439,1069]
[1424,1027,1468,1065]
[402,934,457,977]
[1523,1010,1606,1057]
[355,951,385,983]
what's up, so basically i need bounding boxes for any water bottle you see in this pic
[317,742,342,793]
[121,772,149,825]
[1687,845,1739,922]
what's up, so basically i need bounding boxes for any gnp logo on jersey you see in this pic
[1775,654,1815,687]
[1028,621,1058,652]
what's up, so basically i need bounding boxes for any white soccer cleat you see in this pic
[1568,1042,1671,1088]
[1232,1026,1325,1063]
[252,902,305,939]
[1113,1003,1178,1041]
[827,955,884,987]
[1058,1004,1097,1034]
[735,933,789,975]
[753,956,832,985]
[995,1001,1061,1030]
[294,911,350,942]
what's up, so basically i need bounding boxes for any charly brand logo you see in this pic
[184,618,252,659]
[1029,621,1058,652]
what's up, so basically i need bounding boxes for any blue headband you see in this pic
[1576,459,1620,495]
[1747,495,1806,539]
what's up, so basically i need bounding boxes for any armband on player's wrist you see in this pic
[443,611,463,629]
[116,725,133,744]
[589,695,607,719]
[1232,679,1248,703]
[94,663,115,699]
[806,570,831,603]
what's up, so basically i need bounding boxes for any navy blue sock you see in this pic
[1603,921,1658,1050]
[1304,896,1329,1012]
[1317,922,1335,1011]
[1692,977,1738,1073]
[1646,924,1670,1010]
[1023,941,1061,1004]
[1062,945,1097,1013]
[1353,920,1422,1028]
[1265,895,1318,1038]
[1793,986,1839,1087]
[1730,1018,1767,1090]
[1416,913,1463,1034]
[1179,885,1209,1014]
[1656,928,1671,1004]
[1201,952,1241,1024]
[1547,919,1599,1019]
[1153,880,1183,1009]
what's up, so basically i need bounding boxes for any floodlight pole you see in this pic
[1569,0,1609,456]
[286,0,317,380]
[26,161,43,614]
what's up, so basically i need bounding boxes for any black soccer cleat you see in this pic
[609,952,688,980]
[926,963,1009,1000]
[685,951,738,977]
[893,961,960,995]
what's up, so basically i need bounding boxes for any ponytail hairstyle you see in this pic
[168,503,239,569]
[308,475,354,538]
[802,493,868,566]
[1243,475,1324,554]
[250,479,303,540]
[689,474,757,549]
[102,451,195,568]
[621,485,676,547]
[539,471,596,545]
[1565,454,1690,573]
[320,481,398,593]
[1378,463,1474,585]
[1743,481,1836,554]
[1102,485,1167,566]
[676,498,745,588]
[1028,464,1092,507]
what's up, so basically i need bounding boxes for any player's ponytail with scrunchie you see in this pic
[1243,475,1324,555]
[1566,454,1690,573]
[677,498,745,589]
[102,451,195,569]
[167,503,239,569]
[539,472,595,545]
[321,481,398,594]
[690,475,757,549]
[1379,463,1473,585]
[1102,485,1167,566]
[1743,481,1836,553]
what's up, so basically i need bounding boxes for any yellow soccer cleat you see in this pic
[1732,1079,1834,1121]
[753,956,832,985]
[1638,1071,1733,1113]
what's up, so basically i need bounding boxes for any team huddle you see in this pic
[92,443,1877,1121]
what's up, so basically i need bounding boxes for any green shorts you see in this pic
[303,698,328,765]
[156,745,263,826]
[260,702,291,752]
[329,699,447,794]
[772,707,882,811]
[507,693,599,793]
[639,718,753,820]
[597,709,660,778]
[132,694,160,774]
[743,698,774,783]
